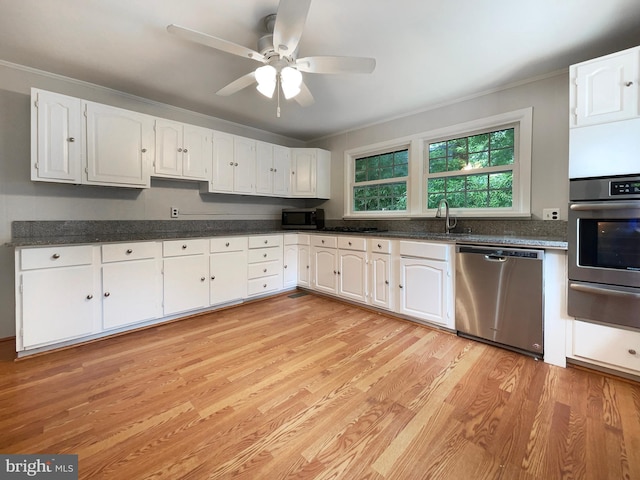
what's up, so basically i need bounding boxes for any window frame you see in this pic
[344,107,532,219]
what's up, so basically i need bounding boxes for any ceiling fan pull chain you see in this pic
[277,74,282,118]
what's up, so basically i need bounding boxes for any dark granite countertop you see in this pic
[9,220,567,250]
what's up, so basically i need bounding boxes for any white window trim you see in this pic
[344,107,532,219]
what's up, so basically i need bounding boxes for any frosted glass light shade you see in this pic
[281,66,302,99]
[255,65,276,98]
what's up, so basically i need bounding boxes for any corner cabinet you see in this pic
[570,46,640,127]
[291,148,331,199]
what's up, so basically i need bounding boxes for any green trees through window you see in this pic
[353,149,408,212]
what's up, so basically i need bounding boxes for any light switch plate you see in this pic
[543,208,560,220]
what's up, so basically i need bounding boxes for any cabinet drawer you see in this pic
[284,234,299,246]
[369,238,391,254]
[337,236,366,251]
[247,247,282,263]
[249,235,282,249]
[311,235,337,248]
[247,274,282,296]
[400,241,450,261]
[248,260,281,279]
[572,320,640,373]
[210,237,247,253]
[102,242,159,262]
[20,245,94,270]
[296,234,310,246]
[163,239,208,257]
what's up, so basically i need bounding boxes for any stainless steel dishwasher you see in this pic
[455,245,544,357]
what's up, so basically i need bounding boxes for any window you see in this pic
[352,149,408,212]
[426,127,516,209]
[344,108,531,218]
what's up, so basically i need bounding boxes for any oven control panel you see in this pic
[611,180,640,196]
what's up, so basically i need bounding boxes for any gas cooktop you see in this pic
[320,227,386,233]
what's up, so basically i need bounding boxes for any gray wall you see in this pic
[0,62,308,338]
[309,72,570,222]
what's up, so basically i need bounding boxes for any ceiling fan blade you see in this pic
[272,0,312,55]
[216,71,257,96]
[296,56,376,74]
[167,24,265,62]
[294,81,315,107]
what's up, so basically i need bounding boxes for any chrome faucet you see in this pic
[435,198,457,234]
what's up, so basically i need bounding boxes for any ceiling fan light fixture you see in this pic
[281,66,302,99]
[255,65,277,98]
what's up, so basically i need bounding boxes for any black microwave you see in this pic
[281,208,325,230]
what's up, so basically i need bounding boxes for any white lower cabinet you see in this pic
[283,234,299,289]
[247,235,283,297]
[101,242,162,330]
[163,239,209,315]
[311,236,338,295]
[210,237,247,305]
[17,245,99,350]
[397,241,455,329]
[569,320,640,375]
[370,252,392,310]
[298,243,311,287]
[337,237,367,303]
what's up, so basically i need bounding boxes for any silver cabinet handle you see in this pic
[178,148,183,152]
[68,137,75,142]
[399,285,404,289]
[229,162,234,166]
[629,349,637,355]
[626,81,634,87]
[284,265,288,269]
[270,167,274,171]
[200,277,206,282]
[263,253,267,258]
[182,244,187,249]
[385,280,389,285]
[104,292,110,297]
[234,162,238,166]
[263,284,267,288]
[263,268,267,273]
[225,242,230,247]
[142,148,147,153]
[273,168,277,172]
[126,249,133,254]
[211,276,215,280]
[86,294,93,300]
[183,148,188,153]
[52,253,60,259]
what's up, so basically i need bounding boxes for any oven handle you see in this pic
[569,282,640,299]
[570,202,640,211]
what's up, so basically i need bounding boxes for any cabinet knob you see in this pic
[201,277,206,282]
[234,162,238,166]
[333,270,337,274]
[284,265,287,269]
[86,294,93,300]
[399,284,404,289]
[142,148,147,153]
[629,349,637,355]
[178,148,183,152]
[348,241,352,246]
[263,268,268,273]
[625,81,634,87]
[183,148,188,153]
[270,168,274,171]
[104,292,110,297]
[337,271,341,275]
[126,249,133,254]
[273,168,277,172]
[306,265,310,269]
[292,171,295,175]
[229,162,234,166]
[225,242,230,247]
[377,243,382,249]
[68,137,75,143]
[182,244,187,249]
[263,284,267,288]
[264,240,268,244]
[321,239,325,244]
[52,253,60,259]
[385,280,389,285]
[211,276,215,280]
[263,253,267,258]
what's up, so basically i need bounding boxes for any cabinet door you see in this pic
[183,124,211,180]
[210,250,247,305]
[84,102,152,187]
[283,244,298,288]
[298,244,310,287]
[312,247,337,294]
[291,149,316,197]
[255,141,274,195]
[338,250,367,303]
[163,255,209,315]
[574,51,639,126]
[272,145,291,196]
[211,132,235,192]
[398,257,448,326]
[154,119,182,176]
[102,259,162,330]
[370,252,392,310]
[32,90,82,183]
[21,266,97,348]
[233,136,256,193]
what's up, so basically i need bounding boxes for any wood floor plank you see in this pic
[1,292,639,479]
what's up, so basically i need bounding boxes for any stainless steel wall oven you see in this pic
[568,175,640,329]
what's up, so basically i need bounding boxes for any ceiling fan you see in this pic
[167,0,376,115]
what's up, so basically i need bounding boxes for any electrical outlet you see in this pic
[543,207,560,220]
[170,206,179,218]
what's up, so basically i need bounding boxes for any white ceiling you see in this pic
[1,0,640,141]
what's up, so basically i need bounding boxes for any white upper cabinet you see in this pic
[570,47,640,127]
[84,101,153,187]
[208,132,256,194]
[256,142,291,196]
[290,148,331,199]
[154,119,211,180]
[31,89,82,183]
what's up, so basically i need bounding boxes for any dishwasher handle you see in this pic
[484,254,507,262]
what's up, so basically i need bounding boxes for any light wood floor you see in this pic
[1,292,639,479]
